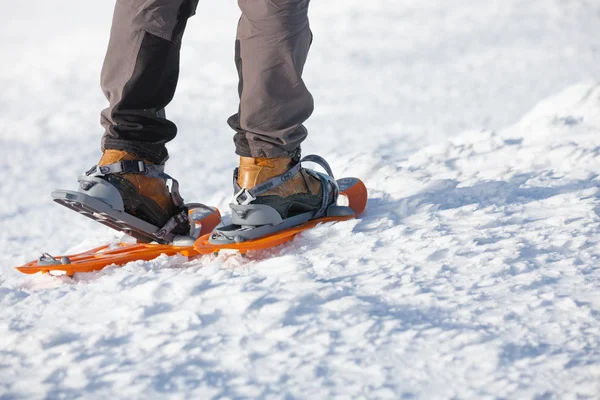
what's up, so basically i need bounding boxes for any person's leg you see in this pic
[229,0,314,158]
[229,0,334,220]
[101,0,199,165]
[95,0,198,232]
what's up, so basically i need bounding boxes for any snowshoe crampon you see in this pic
[195,154,367,255]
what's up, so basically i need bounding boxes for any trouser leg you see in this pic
[229,0,314,158]
[100,0,198,164]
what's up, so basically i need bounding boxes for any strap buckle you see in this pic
[85,165,98,176]
[120,160,147,174]
[233,188,256,206]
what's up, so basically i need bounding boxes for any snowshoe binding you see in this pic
[195,154,367,255]
[51,150,216,245]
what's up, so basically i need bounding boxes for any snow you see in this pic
[1,0,600,398]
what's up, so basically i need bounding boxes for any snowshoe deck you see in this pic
[15,244,198,275]
[14,208,221,275]
[194,177,367,255]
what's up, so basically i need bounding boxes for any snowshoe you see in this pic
[15,158,221,275]
[15,206,221,275]
[195,155,367,255]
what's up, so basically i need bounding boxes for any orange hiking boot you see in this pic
[236,155,327,218]
[95,149,189,236]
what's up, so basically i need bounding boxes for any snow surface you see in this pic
[2,0,600,398]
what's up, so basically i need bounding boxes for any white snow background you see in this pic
[1,0,600,398]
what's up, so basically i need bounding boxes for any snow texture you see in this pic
[1,0,600,398]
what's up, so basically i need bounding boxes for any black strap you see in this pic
[154,208,189,239]
[86,161,165,177]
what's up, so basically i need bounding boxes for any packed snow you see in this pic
[1,0,600,398]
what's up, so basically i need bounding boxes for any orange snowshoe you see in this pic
[195,155,367,255]
[15,207,221,275]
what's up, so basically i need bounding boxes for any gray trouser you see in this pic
[100,0,313,164]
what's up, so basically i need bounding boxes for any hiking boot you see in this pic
[237,156,329,218]
[98,149,188,234]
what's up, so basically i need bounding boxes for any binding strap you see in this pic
[232,162,303,205]
[86,160,164,176]
[300,154,335,178]
[86,160,184,207]
[154,208,189,239]
[232,154,339,218]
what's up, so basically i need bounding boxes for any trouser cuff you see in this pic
[229,113,301,158]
